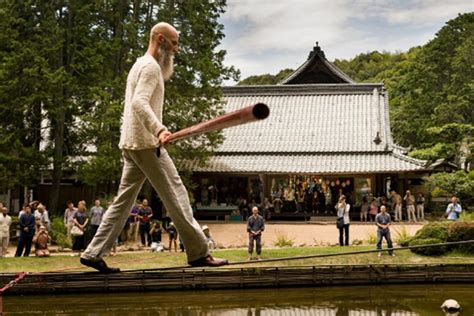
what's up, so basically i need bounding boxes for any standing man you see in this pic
[15,205,36,257]
[138,201,153,247]
[403,190,416,222]
[445,195,462,221]
[375,205,395,257]
[0,206,12,257]
[247,206,265,260]
[416,193,425,221]
[81,22,227,272]
[64,201,77,241]
[34,203,50,230]
[391,190,403,222]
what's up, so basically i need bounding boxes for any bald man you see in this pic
[80,22,228,272]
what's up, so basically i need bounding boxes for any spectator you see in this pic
[202,225,216,251]
[445,195,462,221]
[416,193,425,221]
[89,199,104,239]
[375,205,395,257]
[15,205,35,257]
[149,221,163,252]
[369,198,378,222]
[360,197,369,222]
[34,203,50,231]
[128,201,140,243]
[33,225,50,257]
[247,206,265,260]
[391,190,403,222]
[404,190,417,222]
[72,200,89,253]
[0,206,12,257]
[64,201,77,241]
[336,195,350,246]
[166,222,178,252]
[261,197,272,220]
[138,200,153,247]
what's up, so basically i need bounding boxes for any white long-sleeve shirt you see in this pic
[0,214,12,238]
[119,54,167,150]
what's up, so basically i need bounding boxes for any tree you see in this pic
[238,69,293,85]
[425,170,474,207]
[0,1,239,211]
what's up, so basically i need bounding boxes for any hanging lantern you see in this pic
[346,179,351,185]
[325,180,330,185]
[335,179,340,185]
[341,182,346,188]
[331,181,335,187]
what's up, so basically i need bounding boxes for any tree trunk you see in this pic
[49,111,65,216]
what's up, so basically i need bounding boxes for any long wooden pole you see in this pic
[164,103,270,144]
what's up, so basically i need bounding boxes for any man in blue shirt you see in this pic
[247,206,265,260]
[375,205,394,257]
[15,205,36,257]
[445,195,462,221]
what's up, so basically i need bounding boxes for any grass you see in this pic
[1,246,474,273]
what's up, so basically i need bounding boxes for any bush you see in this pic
[411,221,450,241]
[49,218,71,249]
[273,232,294,247]
[410,238,448,256]
[448,222,474,254]
[394,226,412,246]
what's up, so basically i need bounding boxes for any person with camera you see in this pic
[445,195,462,221]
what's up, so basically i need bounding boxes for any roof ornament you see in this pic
[373,132,382,145]
[308,41,325,59]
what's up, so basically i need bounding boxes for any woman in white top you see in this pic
[336,195,350,246]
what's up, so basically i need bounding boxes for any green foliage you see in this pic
[239,69,294,85]
[424,170,474,206]
[365,232,377,245]
[393,226,412,246]
[273,231,295,247]
[0,1,239,202]
[49,218,71,249]
[447,222,474,254]
[410,238,448,256]
[412,221,451,241]
[408,220,474,255]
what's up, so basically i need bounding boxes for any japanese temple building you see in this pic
[190,44,428,214]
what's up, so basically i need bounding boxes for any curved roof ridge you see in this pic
[280,43,355,84]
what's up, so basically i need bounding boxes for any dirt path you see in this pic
[201,222,423,248]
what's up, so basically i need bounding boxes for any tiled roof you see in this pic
[218,84,390,153]
[188,153,427,174]
[188,83,427,174]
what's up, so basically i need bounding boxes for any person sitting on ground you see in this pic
[247,206,265,260]
[445,195,462,221]
[166,222,178,252]
[149,221,163,252]
[33,225,51,257]
[202,225,216,251]
[375,205,395,257]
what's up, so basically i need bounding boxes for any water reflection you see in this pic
[3,284,473,315]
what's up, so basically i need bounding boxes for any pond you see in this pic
[2,284,473,315]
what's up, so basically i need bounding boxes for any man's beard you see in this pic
[157,42,174,81]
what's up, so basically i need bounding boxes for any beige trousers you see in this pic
[81,148,209,262]
[0,236,9,257]
[407,205,417,222]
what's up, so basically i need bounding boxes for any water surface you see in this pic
[3,284,473,315]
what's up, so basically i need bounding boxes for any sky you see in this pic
[218,0,473,83]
